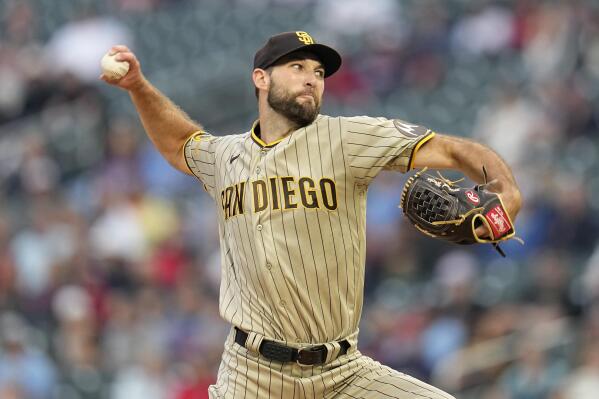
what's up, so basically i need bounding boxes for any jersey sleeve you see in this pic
[341,116,435,183]
[184,130,218,199]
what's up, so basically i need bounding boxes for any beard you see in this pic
[267,80,320,127]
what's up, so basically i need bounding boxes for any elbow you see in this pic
[162,142,192,175]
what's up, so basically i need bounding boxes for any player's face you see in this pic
[267,57,325,127]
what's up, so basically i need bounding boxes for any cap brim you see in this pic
[266,43,342,78]
[300,43,342,78]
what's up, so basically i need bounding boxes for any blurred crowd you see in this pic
[1,0,599,398]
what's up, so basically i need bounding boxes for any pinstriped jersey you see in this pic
[184,114,435,345]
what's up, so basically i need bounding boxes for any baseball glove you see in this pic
[400,168,519,256]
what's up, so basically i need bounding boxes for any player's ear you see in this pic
[252,68,270,93]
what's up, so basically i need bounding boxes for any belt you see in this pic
[234,327,350,366]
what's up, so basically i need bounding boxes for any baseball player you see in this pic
[102,31,521,398]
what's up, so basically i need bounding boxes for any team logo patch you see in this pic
[393,119,428,138]
[484,205,511,238]
[466,190,480,204]
[296,31,314,44]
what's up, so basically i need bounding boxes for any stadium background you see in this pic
[1,0,599,398]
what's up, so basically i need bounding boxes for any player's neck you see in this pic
[257,104,299,145]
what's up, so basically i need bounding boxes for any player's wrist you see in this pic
[496,187,522,221]
[483,177,521,218]
[127,75,150,94]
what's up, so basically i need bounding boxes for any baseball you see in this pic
[101,52,129,80]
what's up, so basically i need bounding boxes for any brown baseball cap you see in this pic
[253,31,342,78]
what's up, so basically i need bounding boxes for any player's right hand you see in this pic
[100,45,146,92]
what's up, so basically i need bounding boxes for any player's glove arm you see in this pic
[411,134,522,224]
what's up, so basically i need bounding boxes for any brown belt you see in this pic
[234,327,350,366]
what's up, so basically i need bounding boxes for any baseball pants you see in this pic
[209,328,456,399]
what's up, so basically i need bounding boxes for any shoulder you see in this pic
[339,115,391,128]
[343,115,388,123]
[212,131,249,147]
[225,131,250,142]
[312,114,390,129]
[309,114,337,126]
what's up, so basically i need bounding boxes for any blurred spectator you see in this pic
[0,214,16,308]
[522,3,577,82]
[583,245,599,304]
[0,52,27,123]
[44,11,132,82]
[0,0,40,123]
[522,251,574,314]
[433,250,479,311]
[366,173,404,252]
[324,54,373,103]
[0,313,57,399]
[451,2,515,57]
[3,1,37,46]
[101,291,138,371]
[419,250,478,374]
[557,340,599,399]
[10,202,75,304]
[148,237,187,287]
[473,85,554,168]
[94,118,143,198]
[543,176,598,255]
[52,285,105,398]
[110,351,169,399]
[314,0,403,39]
[51,285,96,367]
[498,334,568,399]
[0,384,25,399]
[421,316,467,376]
[580,7,599,80]
[139,141,192,197]
[18,135,60,196]
[112,0,160,13]
[89,195,147,263]
[171,357,213,399]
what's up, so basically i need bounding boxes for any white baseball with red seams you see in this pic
[101,52,129,80]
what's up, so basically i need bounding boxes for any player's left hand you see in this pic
[474,186,521,239]
[400,169,523,256]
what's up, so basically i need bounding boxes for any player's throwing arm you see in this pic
[100,45,201,174]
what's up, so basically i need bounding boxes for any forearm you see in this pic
[129,79,201,170]
[413,134,522,218]
[450,137,515,188]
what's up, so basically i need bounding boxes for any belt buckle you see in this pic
[296,345,325,366]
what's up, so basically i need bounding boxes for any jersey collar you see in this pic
[250,115,323,148]
[250,120,287,148]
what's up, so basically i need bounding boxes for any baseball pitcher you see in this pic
[102,31,522,398]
